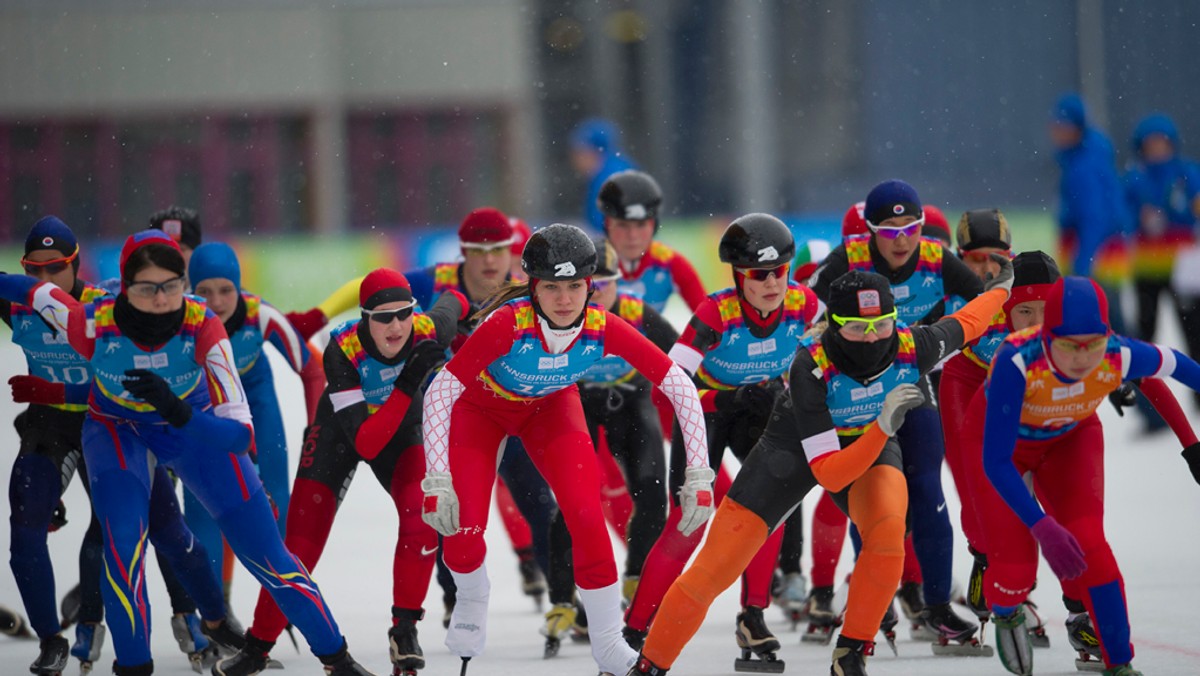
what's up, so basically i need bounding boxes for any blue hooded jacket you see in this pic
[1123,113,1200,234]
[572,118,637,230]
[1053,94,1132,277]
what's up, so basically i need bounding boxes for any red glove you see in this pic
[286,307,328,341]
[8,375,66,405]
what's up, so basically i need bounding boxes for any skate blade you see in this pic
[1075,657,1105,673]
[267,658,285,669]
[734,657,785,674]
[1028,631,1050,649]
[543,638,560,659]
[910,625,938,641]
[800,628,834,645]
[931,642,994,657]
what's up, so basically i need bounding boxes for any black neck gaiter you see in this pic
[114,294,185,348]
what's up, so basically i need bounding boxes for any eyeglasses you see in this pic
[868,217,924,240]
[737,264,789,281]
[362,304,416,324]
[831,309,898,337]
[462,243,512,256]
[1050,333,1109,355]
[21,246,79,275]
[126,276,187,298]
[591,278,618,291]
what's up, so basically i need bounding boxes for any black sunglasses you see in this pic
[362,306,415,324]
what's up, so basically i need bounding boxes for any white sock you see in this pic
[577,582,638,674]
[446,565,491,658]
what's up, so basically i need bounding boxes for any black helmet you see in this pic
[1012,250,1060,287]
[956,208,1012,252]
[149,206,202,250]
[598,170,662,223]
[521,224,597,281]
[592,237,620,280]
[718,213,795,268]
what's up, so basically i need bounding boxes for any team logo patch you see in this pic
[892,204,905,215]
[554,261,576,277]
[162,219,182,240]
[857,289,881,317]
[625,204,647,220]
[42,236,54,246]
[757,246,779,262]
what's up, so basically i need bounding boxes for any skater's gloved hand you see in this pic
[714,380,781,412]
[1107,381,1138,417]
[677,466,716,537]
[421,471,460,536]
[395,340,447,396]
[1030,516,1086,580]
[48,500,67,532]
[877,384,925,436]
[983,254,1014,294]
[1181,443,1200,486]
[285,307,327,341]
[122,369,192,427]
[8,375,65,405]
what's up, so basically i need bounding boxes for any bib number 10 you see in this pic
[39,365,90,385]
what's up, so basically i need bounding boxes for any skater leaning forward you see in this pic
[961,276,1200,676]
[622,213,820,665]
[418,224,714,676]
[626,256,1014,676]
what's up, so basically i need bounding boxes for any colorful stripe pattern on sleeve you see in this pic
[961,310,1010,370]
[480,298,607,400]
[694,281,811,390]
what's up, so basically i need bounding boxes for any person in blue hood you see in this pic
[570,117,639,231]
[1049,93,1132,336]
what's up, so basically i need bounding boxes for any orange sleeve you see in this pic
[809,423,891,493]
[948,288,1007,344]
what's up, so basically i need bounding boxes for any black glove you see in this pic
[714,380,784,412]
[49,500,68,532]
[123,369,192,427]
[1107,381,1138,417]
[1183,443,1200,486]
[394,341,448,396]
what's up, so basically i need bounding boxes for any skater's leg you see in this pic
[809,490,848,589]
[938,356,988,550]
[839,464,907,642]
[244,367,292,536]
[607,389,667,579]
[147,464,225,621]
[896,404,955,606]
[182,486,224,585]
[377,443,437,616]
[495,437,554,575]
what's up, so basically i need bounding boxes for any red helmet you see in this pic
[458,207,514,248]
[841,201,868,239]
[922,205,952,245]
[509,217,532,256]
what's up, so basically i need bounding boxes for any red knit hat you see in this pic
[509,217,532,256]
[841,201,868,239]
[459,207,515,248]
[922,205,952,244]
[119,230,182,293]
[359,268,413,310]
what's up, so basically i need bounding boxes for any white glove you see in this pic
[420,472,460,536]
[877,384,926,437]
[677,466,716,537]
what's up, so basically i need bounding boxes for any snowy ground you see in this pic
[1,299,1199,675]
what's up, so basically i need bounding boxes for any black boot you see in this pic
[113,660,154,676]
[212,632,274,676]
[622,625,647,651]
[30,634,70,675]
[830,635,872,676]
[318,640,374,676]
[389,608,425,673]
[626,655,668,675]
[201,619,248,656]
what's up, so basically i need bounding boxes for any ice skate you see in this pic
[626,655,668,675]
[993,607,1033,676]
[733,606,784,674]
[1100,665,1142,676]
[388,617,425,675]
[773,572,807,629]
[70,622,106,674]
[201,617,248,657]
[965,549,990,621]
[517,551,546,612]
[878,602,898,656]
[830,635,872,676]
[1022,600,1049,648]
[30,634,69,676]
[172,613,220,673]
[895,581,936,641]
[539,602,577,658]
[802,585,839,645]
[0,604,33,639]
[1066,612,1104,672]
[319,642,374,675]
[576,583,637,676]
[571,601,591,644]
[211,633,274,676]
[925,602,992,657]
[59,585,81,630]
